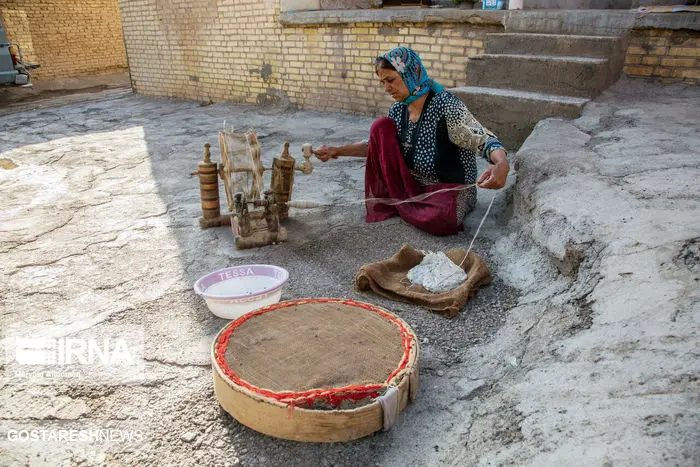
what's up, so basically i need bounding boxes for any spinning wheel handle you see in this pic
[302,144,312,161]
[297,143,313,175]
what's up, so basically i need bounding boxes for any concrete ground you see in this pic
[0,77,698,466]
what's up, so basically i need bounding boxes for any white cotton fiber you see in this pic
[407,251,467,293]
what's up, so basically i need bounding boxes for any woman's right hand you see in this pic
[312,145,339,162]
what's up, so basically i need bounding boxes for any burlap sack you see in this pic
[355,244,491,318]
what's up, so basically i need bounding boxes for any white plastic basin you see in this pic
[194,265,289,319]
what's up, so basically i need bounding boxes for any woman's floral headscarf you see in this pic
[378,47,444,105]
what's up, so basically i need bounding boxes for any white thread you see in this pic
[459,192,498,268]
[222,184,478,213]
[458,190,497,269]
[365,184,477,207]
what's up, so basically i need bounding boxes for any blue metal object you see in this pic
[0,16,19,84]
[482,0,505,8]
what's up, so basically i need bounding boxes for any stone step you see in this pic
[465,54,610,99]
[503,10,635,36]
[450,86,588,150]
[485,33,623,59]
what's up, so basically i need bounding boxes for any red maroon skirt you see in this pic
[365,117,465,236]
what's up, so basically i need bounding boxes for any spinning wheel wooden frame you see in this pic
[218,130,267,213]
[193,130,314,249]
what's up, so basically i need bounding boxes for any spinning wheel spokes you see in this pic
[246,132,265,201]
[218,131,234,213]
[219,130,265,213]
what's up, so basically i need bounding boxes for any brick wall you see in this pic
[118,0,498,116]
[624,28,699,85]
[1,0,127,80]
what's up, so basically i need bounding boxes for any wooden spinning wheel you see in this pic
[194,131,315,249]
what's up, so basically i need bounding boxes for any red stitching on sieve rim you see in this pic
[214,298,415,408]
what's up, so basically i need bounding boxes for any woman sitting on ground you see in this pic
[313,46,510,236]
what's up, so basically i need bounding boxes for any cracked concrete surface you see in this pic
[1,77,698,466]
[457,78,699,466]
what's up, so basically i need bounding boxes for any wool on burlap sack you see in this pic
[355,244,491,318]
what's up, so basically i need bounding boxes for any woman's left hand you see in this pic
[477,161,510,189]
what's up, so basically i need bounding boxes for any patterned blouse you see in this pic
[387,91,505,220]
